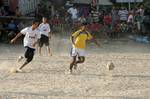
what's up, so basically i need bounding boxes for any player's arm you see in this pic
[48,25,52,39]
[86,31,100,47]
[48,32,52,39]
[10,32,22,44]
[91,37,100,47]
[71,35,75,45]
[71,30,80,45]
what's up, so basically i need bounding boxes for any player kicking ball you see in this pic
[10,20,41,73]
[70,23,100,73]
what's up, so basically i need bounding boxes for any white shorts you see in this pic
[71,47,85,57]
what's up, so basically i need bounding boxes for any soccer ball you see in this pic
[10,68,17,73]
[107,62,115,70]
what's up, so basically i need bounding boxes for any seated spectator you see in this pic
[7,20,18,31]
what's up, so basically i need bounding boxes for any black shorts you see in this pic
[39,34,49,47]
[24,46,35,63]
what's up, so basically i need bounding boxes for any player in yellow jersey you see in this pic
[70,23,100,73]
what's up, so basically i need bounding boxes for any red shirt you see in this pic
[103,15,112,25]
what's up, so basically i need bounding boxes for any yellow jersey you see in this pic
[72,29,92,49]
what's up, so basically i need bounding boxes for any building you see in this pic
[1,0,40,15]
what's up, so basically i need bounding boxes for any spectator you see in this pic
[103,13,112,27]
[127,12,134,32]
[78,15,86,24]
[134,12,143,31]
[15,7,22,17]
[67,5,78,25]
[118,7,128,23]
[91,7,99,23]
[137,5,145,17]
[7,20,18,31]
[127,12,134,24]
[111,6,119,30]
[35,4,43,19]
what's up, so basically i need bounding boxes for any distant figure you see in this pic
[118,7,128,23]
[38,17,52,57]
[67,5,78,25]
[15,7,21,17]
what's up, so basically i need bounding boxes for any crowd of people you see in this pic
[65,4,150,39]
[34,3,150,39]
[0,3,150,42]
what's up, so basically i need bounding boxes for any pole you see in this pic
[128,1,131,11]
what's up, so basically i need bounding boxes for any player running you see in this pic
[10,20,41,72]
[70,23,100,73]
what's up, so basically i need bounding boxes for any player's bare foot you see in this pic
[74,63,77,70]
[18,56,24,62]
[16,68,23,73]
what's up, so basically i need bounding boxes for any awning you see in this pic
[72,0,113,5]
[116,0,143,3]
[98,0,113,5]
[72,0,91,4]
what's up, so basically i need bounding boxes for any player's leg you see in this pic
[45,37,52,56]
[70,56,76,73]
[69,47,77,73]
[74,56,85,70]
[73,48,85,70]
[17,47,35,72]
[38,38,43,56]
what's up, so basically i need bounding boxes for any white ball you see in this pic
[10,68,17,73]
[107,62,115,70]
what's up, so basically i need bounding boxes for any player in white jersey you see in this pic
[11,20,41,72]
[38,17,52,56]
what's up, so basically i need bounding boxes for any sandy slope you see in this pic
[0,36,150,99]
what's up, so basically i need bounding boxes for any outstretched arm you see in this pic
[10,33,22,44]
[91,37,100,47]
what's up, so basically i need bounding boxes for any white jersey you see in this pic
[38,23,51,37]
[68,7,78,19]
[21,27,41,49]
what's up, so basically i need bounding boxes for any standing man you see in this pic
[11,20,41,72]
[70,23,100,73]
[38,17,52,56]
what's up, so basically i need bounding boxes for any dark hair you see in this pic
[32,20,39,25]
[81,22,88,26]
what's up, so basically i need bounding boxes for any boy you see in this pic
[38,17,52,56]
[10,20,41,72]
[70,23,100,73]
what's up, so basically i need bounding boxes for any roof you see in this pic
[72,0,113,5]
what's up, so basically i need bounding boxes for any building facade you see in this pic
[1,0,40,15]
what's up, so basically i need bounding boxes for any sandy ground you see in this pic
[0,35,150,99]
